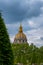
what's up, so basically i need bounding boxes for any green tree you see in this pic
[0,13,14,65]
[39,46,43,63]
[12,42,43,65]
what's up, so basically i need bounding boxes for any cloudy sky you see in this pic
[0,0,43,47]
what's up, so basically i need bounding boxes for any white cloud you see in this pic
[25,28,43,47]
[28,20,38,28]
[10,35,15,43]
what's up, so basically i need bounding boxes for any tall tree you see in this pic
[0,13,14,65]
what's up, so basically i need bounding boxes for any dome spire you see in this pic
[19,23,23,33]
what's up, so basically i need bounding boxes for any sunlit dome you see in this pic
[14,24,27,44]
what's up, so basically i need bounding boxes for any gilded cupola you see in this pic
[14,24,27,44]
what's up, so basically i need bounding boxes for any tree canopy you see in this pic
[12,43,43,65]
[0,13,14,65]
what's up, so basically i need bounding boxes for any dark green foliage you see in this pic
[12,43,43,65]
[39,46,43,63]
[12,43,29,64]
[0,13,14,65]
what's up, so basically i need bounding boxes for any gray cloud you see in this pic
[40,37,43,40]
[0,0,43,23]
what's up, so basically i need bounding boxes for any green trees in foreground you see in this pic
[0,13,14,65]
[12,43,43,65]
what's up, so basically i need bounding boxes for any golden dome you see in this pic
[15,32,27,39]
[15,24,27,39]
[14,24,27,43]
